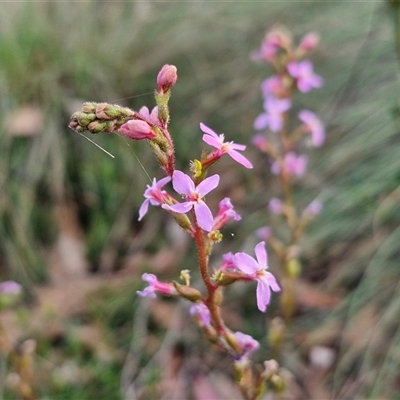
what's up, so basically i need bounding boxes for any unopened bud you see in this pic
[87,120,108,133]
[173,281,202,302]
[299,32,319,52]
[118,120,157,140]
[81,102,97,113]
[268,317,285,350]
[286,258,301,278]
[157,64,178,93]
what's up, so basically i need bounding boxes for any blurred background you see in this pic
[1,1,400,399]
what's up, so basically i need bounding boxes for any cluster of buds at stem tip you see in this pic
[69,102,134,134]
[69,65,178,176]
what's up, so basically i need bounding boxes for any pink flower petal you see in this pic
[172,170,195,196]
[194,201,214,232]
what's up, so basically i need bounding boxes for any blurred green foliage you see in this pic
[1,1,400,398]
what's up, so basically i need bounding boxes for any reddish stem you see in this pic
[192,211,226,335]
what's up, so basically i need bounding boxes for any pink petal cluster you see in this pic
[137,273,177,298]
[251,28,291,62]
[220,252,236,270]
[190,303,211,327]
[234,242,280,312]
[213,197,241,231]
[162,170,219,232]
[0,281,22,296]
[251,133,268,152]
[298,110,325,147]
[287,60,323,93]
[138,106,161,127]
[138,176,171,221]
[271,152,308,177]
[269,198,284,215]
[200,123,253,169]
[261,75,286,98]
[305,199,323,216]
[253,96,291,133]
[234,331,260,357]
[256,226,272,241]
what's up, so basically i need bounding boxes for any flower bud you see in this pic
[81,102,97,113]
[286,258,301,278]
[268,317,285,351]
[118,120,157,140]
[173,281,202,302]
[157,64,178,93]
[298,32,319,52]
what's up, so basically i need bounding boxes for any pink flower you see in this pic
[200,123,253,169]
[190,303,211,327]
[162,170,219,232]
[287,60,323,93]
[269,198,284,215]
[298,110,325,147]
[220,252,236,270]
[118,120,157,140]
[234,331,260,357]
[256,226,272,241]
[305,199,323,216]
[213,197,241,230]
[251,133,268,152]
[271,152,308,177]
[235,242,280,312]
[261,75,286,98]
[0,281,22,296]
[251,28,291,62]
[253,96,291,132]
[138,176,171,221]
[137,273,177,298]
[138,106,161,127]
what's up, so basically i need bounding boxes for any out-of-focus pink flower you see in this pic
[162,170,219,232]
[251,28,292,62]
[271,152,308,177]
[287,60,323,93]
[251,133,268,152]
[253,96,291,133]
[234,242,280,312]
[269,198,284,215]
[261,75,286,98]
[0,281,22,296]
[305,199,323,216]
[190,303,211,327]
[234,331,260,357]
[298,110,325,147]
[213,197,241,230]
[200,123,253,169]
[137,273,177,298]
[138,176,171,221]
[118,120,157,140]
[298,32,320,52]
[256,226,272,241]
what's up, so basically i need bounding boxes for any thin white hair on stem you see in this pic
[107,92,154,104]
[69,127,115,158]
